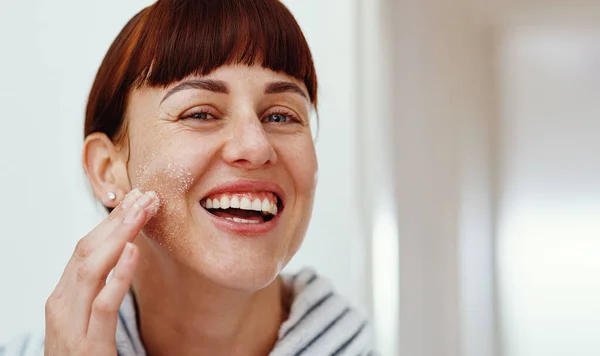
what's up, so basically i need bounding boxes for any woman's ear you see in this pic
[82,132,131,208]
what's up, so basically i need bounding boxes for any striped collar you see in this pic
[116,268,373,356]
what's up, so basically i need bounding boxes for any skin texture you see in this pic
[45,65,318,356]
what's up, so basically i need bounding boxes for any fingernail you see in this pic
[145,194,161,216]
[122,188,142,211]
[136,191,157,210]
[124,201,142,224]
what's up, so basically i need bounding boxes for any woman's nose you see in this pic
[222,118,277,169]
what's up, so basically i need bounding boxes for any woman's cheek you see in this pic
[134,155,195,252]
[283,138,318,196]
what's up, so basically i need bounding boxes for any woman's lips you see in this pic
[200,201,282,235]
[198,180,285,235]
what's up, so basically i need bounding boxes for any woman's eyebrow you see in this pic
[264,81,308,100]
[161,79,229,104]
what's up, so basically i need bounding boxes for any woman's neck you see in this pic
[131,239,287,356]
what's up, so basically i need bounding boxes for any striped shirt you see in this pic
[1,268,374,355]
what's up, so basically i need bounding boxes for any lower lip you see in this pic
[200,204,282,236]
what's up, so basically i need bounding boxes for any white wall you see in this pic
[0,0,369,343]
[385,1,497,355]
[497,15,600,356]
[377,2,600,356]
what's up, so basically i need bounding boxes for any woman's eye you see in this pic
[266,113,291,123]
[186,111,216,120]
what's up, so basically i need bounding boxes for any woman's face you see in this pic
[123,65,317,290]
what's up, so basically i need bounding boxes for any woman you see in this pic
[1,0,371,355]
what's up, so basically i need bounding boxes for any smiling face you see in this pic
[123,65,318,290]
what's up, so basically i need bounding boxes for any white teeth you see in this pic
[232,217,260,224]
[230,196,240,208]
[225,217,234,221]
[240,197,252,210]
[204,194,278,214]
[220,196,230,209]
[262,199,270,212]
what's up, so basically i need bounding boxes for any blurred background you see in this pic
[1,0,599,355]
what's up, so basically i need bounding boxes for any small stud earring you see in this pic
[107,192,116,201]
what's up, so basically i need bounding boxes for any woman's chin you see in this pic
[175,240,287,291]
[198,260,283,292]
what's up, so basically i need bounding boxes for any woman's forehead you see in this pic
[178,65,308,90]
[132,65,310,101]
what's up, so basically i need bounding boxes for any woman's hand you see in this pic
[44,189,159,356]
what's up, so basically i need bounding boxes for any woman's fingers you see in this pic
[87,242,139,345]
[81,189,144,256]
[77,191,158,289]
[68,191,159,332]
[45,189,142,338]
[47,189,159,340]
[62,189,142,282]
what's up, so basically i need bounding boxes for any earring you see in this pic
[107,192,117,201]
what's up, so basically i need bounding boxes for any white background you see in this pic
[0,0,368,343]
[497,20,600,356]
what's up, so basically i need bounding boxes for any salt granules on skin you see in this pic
[133,151,195,252]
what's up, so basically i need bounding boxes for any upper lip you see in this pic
[200,179,286,208]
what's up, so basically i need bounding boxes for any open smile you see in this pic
[201,191,282,224]
[199,180,285,234]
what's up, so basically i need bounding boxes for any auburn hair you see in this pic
[84,0,318,141]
